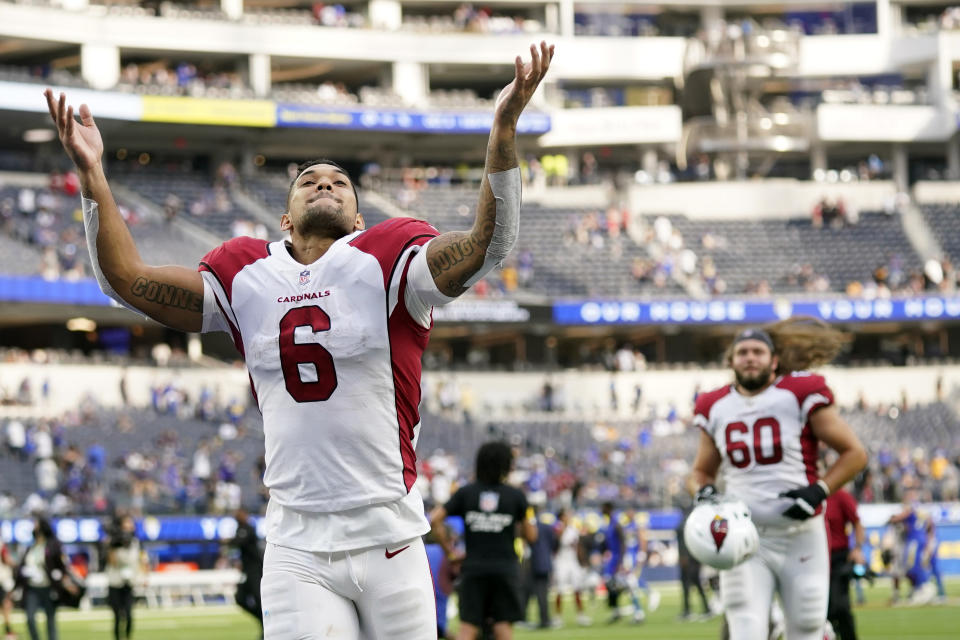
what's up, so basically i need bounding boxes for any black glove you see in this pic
[779,481,829,520]
[695,484,719,505]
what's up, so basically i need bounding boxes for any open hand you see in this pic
[43,89,103,170]
[494,41,554,127]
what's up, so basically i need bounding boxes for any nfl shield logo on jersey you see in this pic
[479,491,500,512]
[710,515,728,551]
[299,270,311,286]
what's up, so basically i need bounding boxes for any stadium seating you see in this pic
[0,182,215,274]
[920,203,960,265]
[664,211,923,293]
[109,165,251,239]
[0,405,265,516]
[390,185,686,296]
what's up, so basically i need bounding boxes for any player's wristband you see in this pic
[816,479,830,497]
[695,484,719,504]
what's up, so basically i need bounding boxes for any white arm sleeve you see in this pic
[405,166,521,314]
[199,272,231,334]
[405,242,456,329]
[81,196,143,315]
[463,166,521,287]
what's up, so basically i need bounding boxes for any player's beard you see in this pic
[296,200,352,240]
[734,364,774,391]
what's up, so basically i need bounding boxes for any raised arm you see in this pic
[44,90,205,332]
[425,42,554,297]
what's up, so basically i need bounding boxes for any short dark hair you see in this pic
[35,516,54,539]
[475,441,513,485]
[285,158,359,212]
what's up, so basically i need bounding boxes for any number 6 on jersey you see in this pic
[279,306,338,402]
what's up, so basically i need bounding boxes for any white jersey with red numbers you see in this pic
[692,372,834,528]
[198,217,444,551]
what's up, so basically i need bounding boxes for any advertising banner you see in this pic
[276,103,550,134]
[141,96,276,127]
[553,296,960,325]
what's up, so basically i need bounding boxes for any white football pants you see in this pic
[720,515,829,640]
[261,536,436,639]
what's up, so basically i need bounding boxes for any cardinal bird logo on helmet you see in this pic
[710,515,729,551]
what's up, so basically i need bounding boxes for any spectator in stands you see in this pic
[5,419,26,460]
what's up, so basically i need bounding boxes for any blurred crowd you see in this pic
[1,380,261,520]
[0,171,142,281]
[403,3,540,34]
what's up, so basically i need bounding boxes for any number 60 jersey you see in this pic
[198,218,441,518]
[692,373,835,527]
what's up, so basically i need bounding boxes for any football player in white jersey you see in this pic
[45,41,553,640]
[689,319,867,640]
[552,509,592,626]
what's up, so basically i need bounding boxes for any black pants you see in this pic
[680,559,709,616]
[24,586,57,640]
[523,573,551,627]
[108,585,134,640]
[828,549,858,640]
[235,571,263,625]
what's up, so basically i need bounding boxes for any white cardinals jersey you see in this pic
[199,218,439,518]
[693,372,834,527]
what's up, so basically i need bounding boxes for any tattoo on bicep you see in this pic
[130,277,202,312]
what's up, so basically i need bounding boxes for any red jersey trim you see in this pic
[198,236,271,305]
[693,385,734,421]
[348,218,439,289]
[387,242,433,492]
[349,220,438,493]
[775,373,835,411]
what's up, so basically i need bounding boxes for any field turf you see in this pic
[10,579,958,639]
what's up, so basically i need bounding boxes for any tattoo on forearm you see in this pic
[428,235,479,280]
[130,277,202,312]
[486,137,517,174]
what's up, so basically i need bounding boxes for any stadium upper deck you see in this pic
[3,0,960,180]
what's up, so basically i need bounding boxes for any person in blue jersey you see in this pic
[424,525,459,639]
[888,491,944,605]
[621,505,660,623]
[599,501,627,623]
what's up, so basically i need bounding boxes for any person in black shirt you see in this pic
[105,514,146,640]
[431,441,537,640]
[227,509,263,637]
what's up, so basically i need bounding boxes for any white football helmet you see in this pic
[683,500,759,570]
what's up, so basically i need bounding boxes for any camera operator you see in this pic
[105,515,147,640]
[16,516,82,640]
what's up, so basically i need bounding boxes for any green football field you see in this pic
[10,579,959,639]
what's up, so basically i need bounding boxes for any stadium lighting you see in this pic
[23,128,56,143]
[66,317,97,332]
[771,135,791,151]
